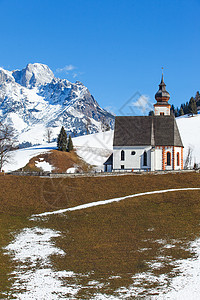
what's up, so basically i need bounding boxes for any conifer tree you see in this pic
[188,97,197,116]
[174,108,179,117]
[148,110,154,116]
[170,104,175,115]
[57,126,67,151]
[67,135,73,152]
[179,107,184,116]
[195,91,200,107]
[183,102,189,115]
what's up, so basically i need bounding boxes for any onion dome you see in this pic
[155,74,170,102]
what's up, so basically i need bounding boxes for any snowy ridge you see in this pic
[0,63,114,145]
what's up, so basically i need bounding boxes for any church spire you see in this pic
[155,73,170,103]
[154,71,171,116]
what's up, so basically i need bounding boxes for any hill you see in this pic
[22,150,91,173]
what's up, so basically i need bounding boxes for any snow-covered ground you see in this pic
[176,114,200,167]
[3,143,57,172]
[74,130,113,168]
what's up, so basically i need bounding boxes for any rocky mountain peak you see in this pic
[12,63,55,88]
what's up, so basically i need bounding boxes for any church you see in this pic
[104,75,184,172]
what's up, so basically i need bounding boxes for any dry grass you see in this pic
[1,172,200,298]
[0,171,199,215]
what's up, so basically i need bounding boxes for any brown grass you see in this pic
[0,172,199,216]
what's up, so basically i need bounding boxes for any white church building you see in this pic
[104,75,184,172]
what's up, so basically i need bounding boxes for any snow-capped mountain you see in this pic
[0,63,114,145]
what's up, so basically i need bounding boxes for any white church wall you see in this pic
[174,147,182,170]
[154,106,170,116]
[150,149,155,171]
[113,146,151,171]
[165,147,173,170]
[155,148,162,170]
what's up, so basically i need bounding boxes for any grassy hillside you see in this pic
[1,172,200,298]
[0,172,199,215]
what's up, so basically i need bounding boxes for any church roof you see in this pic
[103,153,113,165]
[113,115,183,147]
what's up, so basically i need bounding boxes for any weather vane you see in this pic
[161,67,164,75]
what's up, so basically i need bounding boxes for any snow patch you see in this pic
[36,160,53,172]
[5,227,65,265]
[66,167,77,174]
[4,227,81,299]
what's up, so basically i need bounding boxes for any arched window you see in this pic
[177,152,180,166]
[143,151,147,166]
[121,150,125,161]
[167,152,171,166]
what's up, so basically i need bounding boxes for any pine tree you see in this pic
[148,110,154,116]
[180,104,185,115]
[67,135,73,152]
[188,97,197,116]
[174,108,178,117]
[170,104,175,115]
[179,107,184,116]
[183,102,189,115]
[57,126,67,151]
[195,91,200,107]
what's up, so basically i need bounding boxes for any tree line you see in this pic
[149,91,199,117]
[171,91,199,117]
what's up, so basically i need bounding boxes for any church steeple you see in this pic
[154,71,171,116]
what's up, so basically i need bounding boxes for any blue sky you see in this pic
[0,0,199,115]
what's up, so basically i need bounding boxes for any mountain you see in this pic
[0,63,114,146]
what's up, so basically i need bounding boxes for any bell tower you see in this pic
[154,71,171,116]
